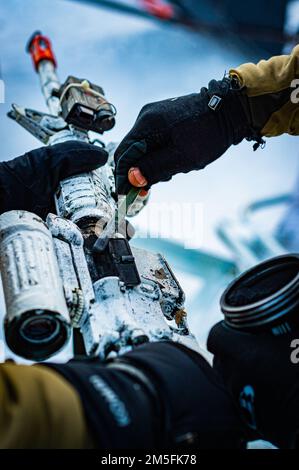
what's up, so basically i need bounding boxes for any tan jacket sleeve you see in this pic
[0,362,93,449]
[229,45,299,137]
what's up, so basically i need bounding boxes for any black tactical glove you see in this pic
[207,321,299,448]
[115,44,299,195]
[0,141,108,218]
[114,77,252,194]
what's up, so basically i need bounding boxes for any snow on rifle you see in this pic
[0,32,198,361]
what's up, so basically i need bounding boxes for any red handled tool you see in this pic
[26,31,57,71]
[141,0,174,20]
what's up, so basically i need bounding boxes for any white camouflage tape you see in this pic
[0,210,69,324]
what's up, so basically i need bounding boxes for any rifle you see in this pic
[0,32,198,361]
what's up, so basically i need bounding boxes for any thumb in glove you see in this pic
[0,140,108,218]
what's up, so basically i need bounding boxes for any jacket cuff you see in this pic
[229,44,299,97]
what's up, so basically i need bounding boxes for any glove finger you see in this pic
[4,141,108,195]
[114,102,165,162]
[115,141,175,194]
[1,141,108,218]
[138,145,184,188]
[117,144,186,194]
[48,141,108,190]
[114,128,142,162]
[115,140,147,194]
[30,141,108,207]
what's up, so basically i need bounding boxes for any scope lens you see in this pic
[20,313,60,344]
[5,310,70,361]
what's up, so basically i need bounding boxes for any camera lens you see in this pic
[220,254,299,335]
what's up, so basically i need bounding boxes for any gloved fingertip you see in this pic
[128,167,148,187]
[80,147,109,171]
[89,145,108,159]
[116,175,131,195]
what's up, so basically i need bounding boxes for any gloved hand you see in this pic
[115,44,299,195]
[0,140,108,218]
[114,78,250,194]
[207,321,299,448]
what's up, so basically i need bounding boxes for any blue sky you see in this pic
[0,0,298,354]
